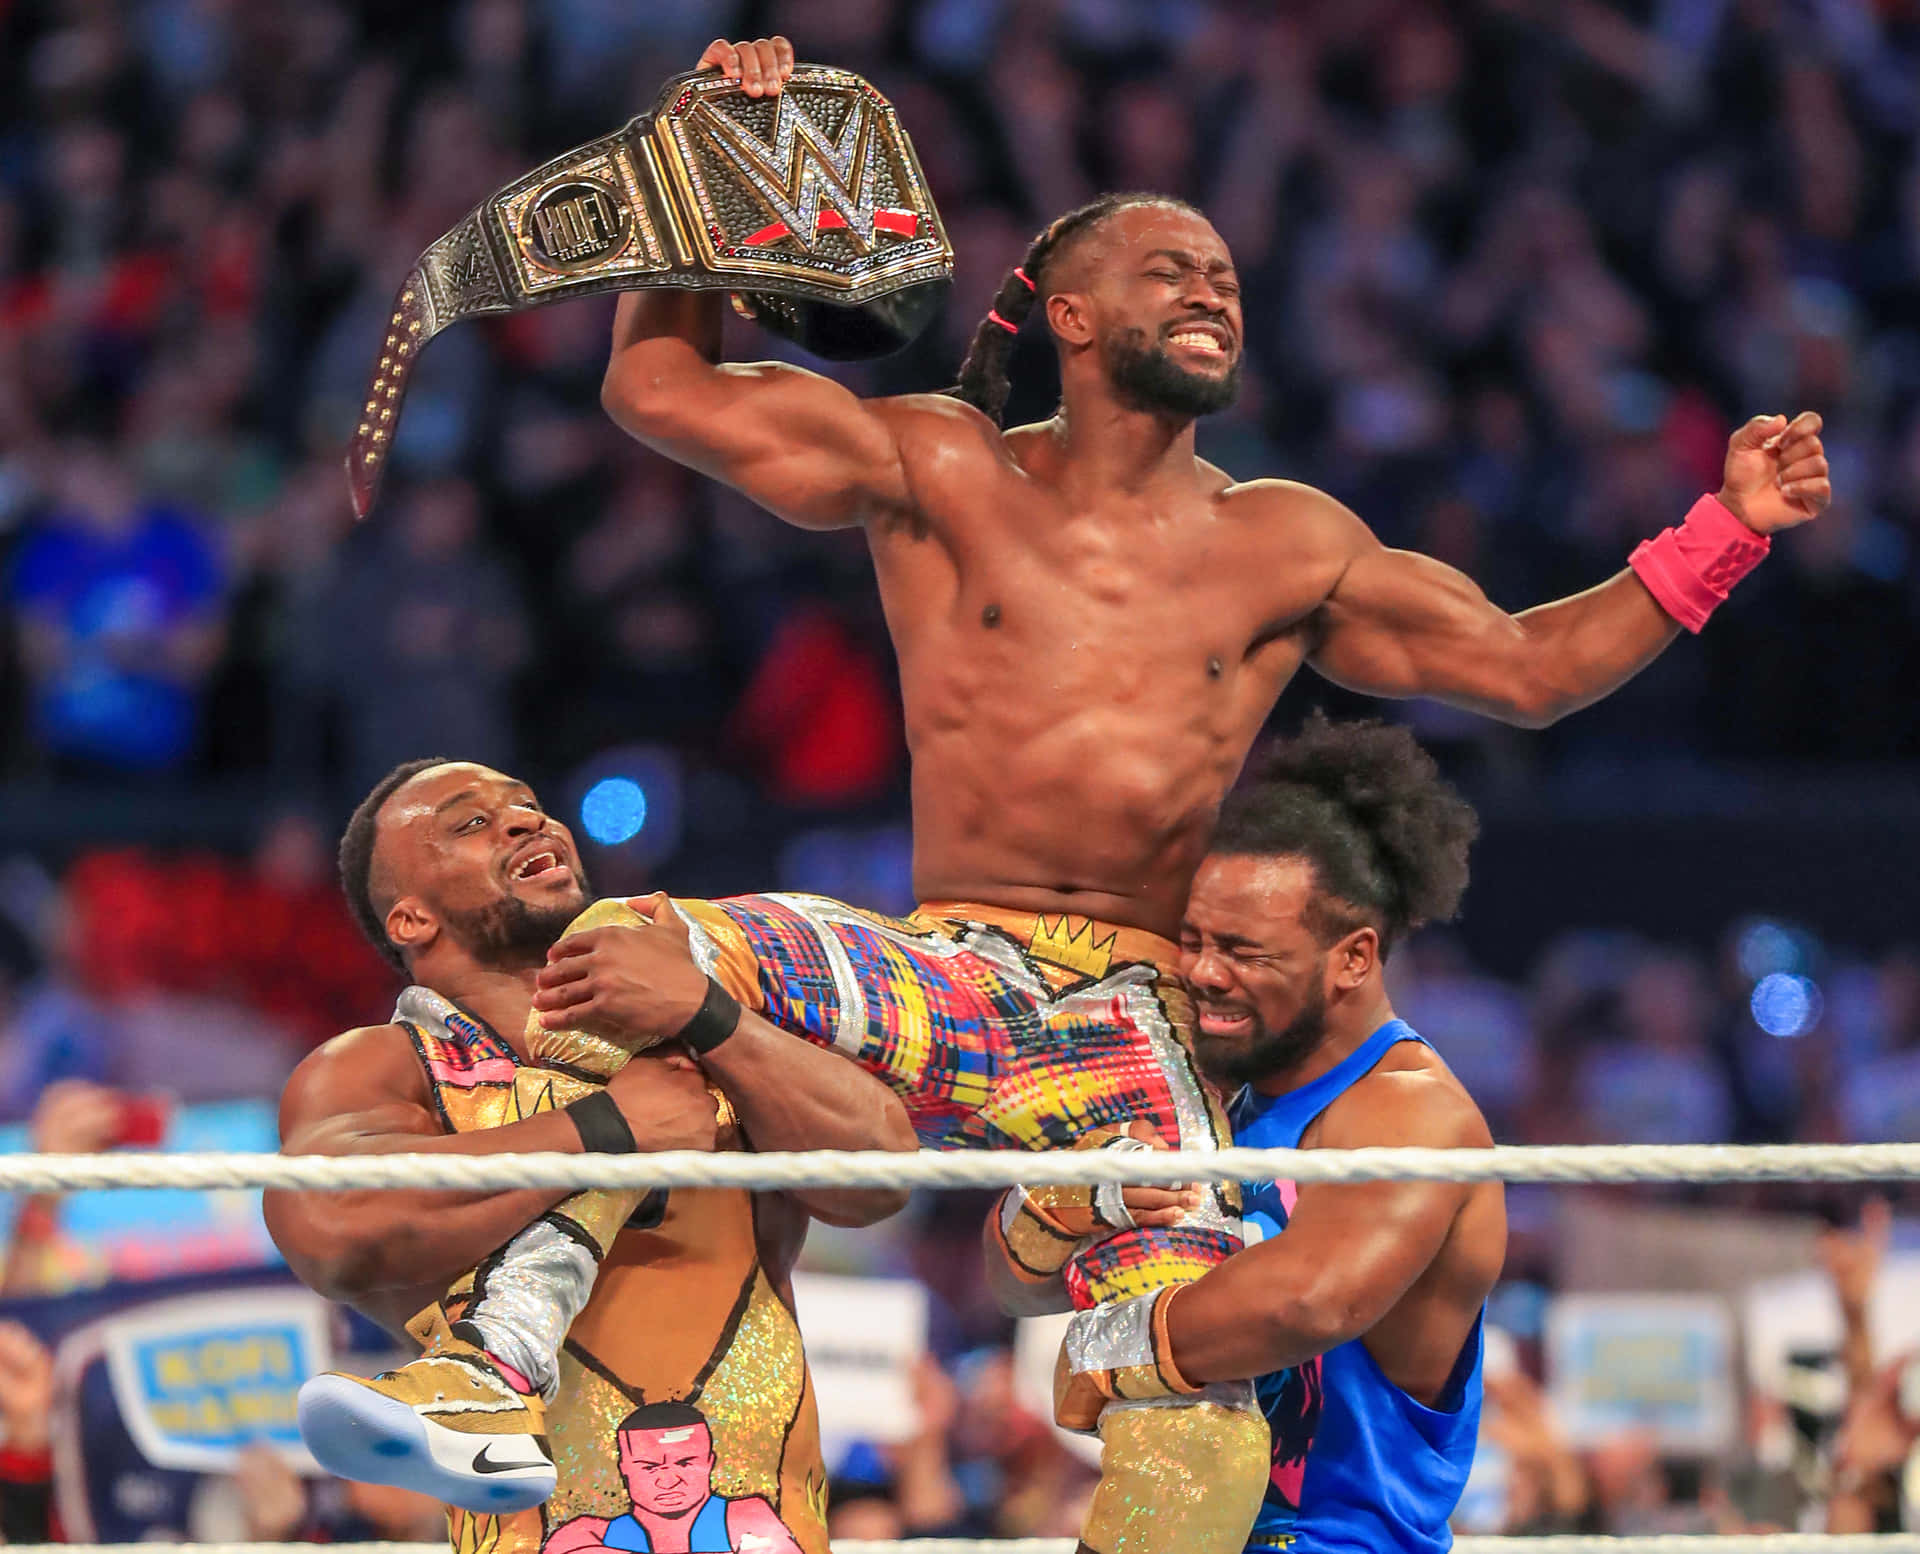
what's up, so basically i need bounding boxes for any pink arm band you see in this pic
[1627,494,1770,634]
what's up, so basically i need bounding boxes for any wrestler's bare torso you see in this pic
[864,402,1361,940]
[608,187,1819,945]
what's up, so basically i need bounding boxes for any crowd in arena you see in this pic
[4,0,1920,1542]
[4,0,1920,802]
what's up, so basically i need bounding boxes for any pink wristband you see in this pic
[1627,494,1770,634]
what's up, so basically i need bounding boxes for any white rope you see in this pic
[11,1538,1920,1554]
[1451,1544,1920,1554]
[3,1142,1919,1194]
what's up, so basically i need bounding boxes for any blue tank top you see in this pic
[1230,1018,1483,1553]
[600,1496,732,1552]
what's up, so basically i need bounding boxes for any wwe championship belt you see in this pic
[345,63,953,517]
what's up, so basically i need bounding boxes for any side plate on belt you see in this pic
[346,63,953,518]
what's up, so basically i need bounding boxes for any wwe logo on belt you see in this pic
[695,89,918,253]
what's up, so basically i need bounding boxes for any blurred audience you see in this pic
[6,437,224,775]
[2,0,1919,813]
[192,1443,446,1544]
[1,1078,123,1296]
[1,0,1919,1543]
[0,1321,56,1542]
[1824,1199,1920,1533]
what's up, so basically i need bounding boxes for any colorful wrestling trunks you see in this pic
[397,984,828,1554]
[674,894,1242,1310]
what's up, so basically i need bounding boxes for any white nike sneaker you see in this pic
[298,1334,555,1512]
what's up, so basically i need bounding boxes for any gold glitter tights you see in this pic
[1078,1400,1269,1554]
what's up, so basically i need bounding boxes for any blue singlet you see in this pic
[1230,1018,1484,1553]
[599,1496,732,1552]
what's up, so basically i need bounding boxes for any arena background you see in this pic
[2,0,1920,1544]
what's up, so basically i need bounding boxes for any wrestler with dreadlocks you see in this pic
[309,35,1831,1554]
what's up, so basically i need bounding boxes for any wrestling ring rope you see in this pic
[5,1141,1920,1192]
[22,1146,1918,1553]
[10,1539,1920,1553]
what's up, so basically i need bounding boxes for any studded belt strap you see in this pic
[345,62,953,518]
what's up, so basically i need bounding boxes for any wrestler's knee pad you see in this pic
[1080,1395,1268,1554]
[1064,1172,1245,1311]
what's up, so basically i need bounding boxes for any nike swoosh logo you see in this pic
[471,1442,548,1475]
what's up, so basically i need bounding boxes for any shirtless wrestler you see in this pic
[992,717,1504,1553]
[267,760,915,1554]
[331,33,1829,1554]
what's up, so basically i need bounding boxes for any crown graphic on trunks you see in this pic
[344,63,953,518]
[1029,916,1121,981]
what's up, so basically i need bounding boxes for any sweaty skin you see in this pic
[604,57,1830,941]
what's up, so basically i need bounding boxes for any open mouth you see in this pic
[1197,1006,1254,1036]
[508,846,569,884]
[1165,324,1230,359]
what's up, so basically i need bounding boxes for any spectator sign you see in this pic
[1742,1253,1920,1398]
[1546,1293,1736,1452]
[790,1273,926,1449]
[100,1288,329,1473]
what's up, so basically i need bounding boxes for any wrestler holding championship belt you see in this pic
[343,52,952,518]
[313,34,1831,1554]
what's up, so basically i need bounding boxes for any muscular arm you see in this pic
[601,290,915,531]
[1165,1075,1488,1383]
[700,1009,917,1227]
[1303,490,1680,729]
[262,1026,581,1311]
[1302,413,1827,726]
[531,904,915,1226]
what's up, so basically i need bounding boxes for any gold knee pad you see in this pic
[1079,1398,1269,1554]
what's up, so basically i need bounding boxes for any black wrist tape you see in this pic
[565,1089,637,1154]
[676,977,741,1055]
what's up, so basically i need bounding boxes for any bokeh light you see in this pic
[1736,920,1801,982]
[580,777,647,845]
[1750,973,1824,1038]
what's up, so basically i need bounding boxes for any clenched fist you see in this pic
[1718,411,1830,534]
[697,35,795,97]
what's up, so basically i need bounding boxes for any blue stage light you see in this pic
[581,777,647,845]
[1736,921,1799,982]
[1750,972,1823,1038]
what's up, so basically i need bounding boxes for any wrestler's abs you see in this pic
[868,457,1317,942]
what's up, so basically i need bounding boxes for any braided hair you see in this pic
[949,193,1201,426]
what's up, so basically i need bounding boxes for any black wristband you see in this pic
[676,977,742,1055]
[565,1089,638,1154]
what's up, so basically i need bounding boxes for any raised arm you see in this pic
[531,896,918,1226]
[599,37,915,533]
[264,1025,717,1322]
[1306,413,1830,727]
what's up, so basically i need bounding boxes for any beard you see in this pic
[1105,325,1242,418]
[1194,969,1330,1088]
[443,881,591,971]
